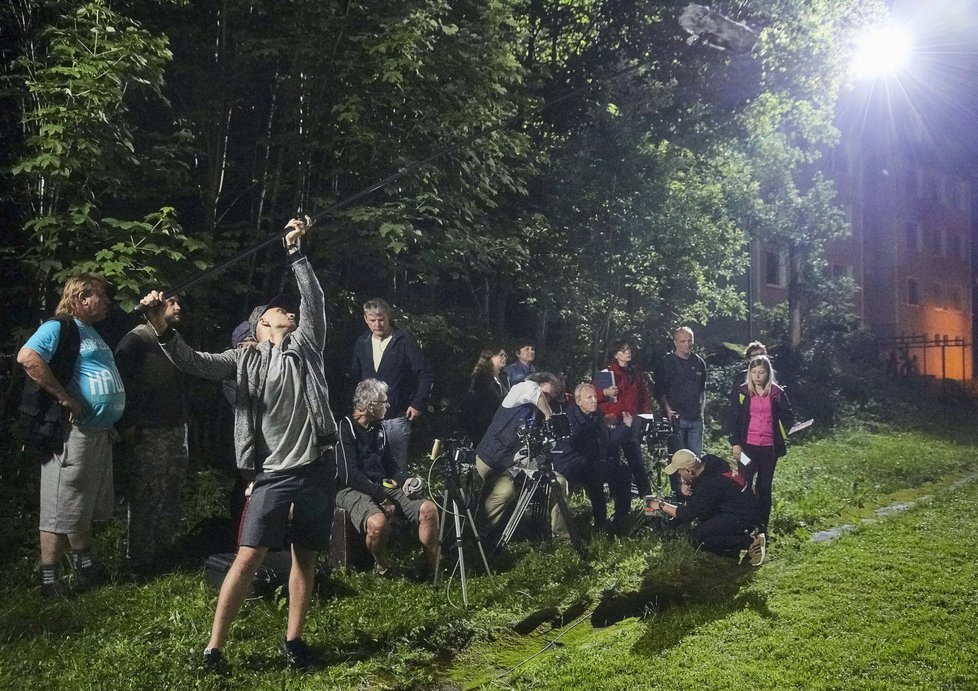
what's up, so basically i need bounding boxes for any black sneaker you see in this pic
[40,579,69,598]
[280,638,323,671]
[74,562,105,592]
[202,647,229,674]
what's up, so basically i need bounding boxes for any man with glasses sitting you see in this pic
[335,379,438,577]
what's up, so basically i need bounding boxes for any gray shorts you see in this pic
[40,425,114,534]
[238,452,336,551]
[335,487,425,533]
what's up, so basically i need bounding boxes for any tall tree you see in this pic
[2,0,202,318]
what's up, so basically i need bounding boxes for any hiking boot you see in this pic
[280,638,323,671]
[74,562,105,592]
[748,532,766,566]
[40,579,69,598]
[202,647,230,674]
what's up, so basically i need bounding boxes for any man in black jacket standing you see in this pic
[115,294,188,575]
[351,299,433,473]
[646,449,766,565]
[654,326,707,495]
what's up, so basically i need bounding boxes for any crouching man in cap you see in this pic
[646,449,766,566]
[140,216,337,672]
[335,378,438,578]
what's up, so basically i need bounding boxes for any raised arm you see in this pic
[139,290,238,380]
[284,216,327,351]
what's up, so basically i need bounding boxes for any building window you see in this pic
[830,263,853,279]
[931,283,946,310]
[906,279,920,306]
[904,222,921,252]
[765,250,787,287]
[951,286,963,311]
[924,173,939,202]
[948,232,962,260]
[945,179,960,209]
[910,169,924,198]
[960,182,970,212]
[935,228,946,257]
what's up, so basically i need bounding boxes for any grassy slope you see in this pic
[0,408,976,689]
[463,478,978,690]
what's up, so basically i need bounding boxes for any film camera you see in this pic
[512,413,571,475]
[431,437,477,481]
[635,411,676,444]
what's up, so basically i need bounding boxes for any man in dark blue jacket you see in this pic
[475,372,569,541]
[351,299,433,473]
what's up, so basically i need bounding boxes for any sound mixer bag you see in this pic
[17,316,80,457]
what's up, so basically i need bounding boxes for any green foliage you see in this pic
[4,0,200,316]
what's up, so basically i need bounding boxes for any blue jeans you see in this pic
[667,417,704,494]
[382,415,412,473]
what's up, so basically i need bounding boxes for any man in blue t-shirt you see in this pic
[18,273,126,597]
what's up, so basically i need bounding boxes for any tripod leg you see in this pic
[446,474,493,577]
[548,473,588,559]
[433,489,451,586]
[452,501,469,607]
[494,474,541,553]
[465,505,493,577]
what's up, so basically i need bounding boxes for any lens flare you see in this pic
[853,25,912,78]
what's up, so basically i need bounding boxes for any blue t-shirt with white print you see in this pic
[23,318,126,430]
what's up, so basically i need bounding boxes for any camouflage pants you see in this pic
[126,425,188,568]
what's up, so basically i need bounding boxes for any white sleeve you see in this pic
[501,381,542,409]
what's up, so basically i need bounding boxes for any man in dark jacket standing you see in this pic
[351,299,433,473]
[646,449,766,565]
[654,326,707,494]
[115,294,188,575]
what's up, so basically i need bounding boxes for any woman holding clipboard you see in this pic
[727,354,795,531]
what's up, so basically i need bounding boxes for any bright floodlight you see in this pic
[853,25,912,78]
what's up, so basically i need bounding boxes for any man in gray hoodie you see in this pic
[141,216,337,672]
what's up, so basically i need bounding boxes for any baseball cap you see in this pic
[246,295,289,340]
[664,449,700,475]
[231,321,252,347]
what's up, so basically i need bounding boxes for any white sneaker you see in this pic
[748,532,766,566]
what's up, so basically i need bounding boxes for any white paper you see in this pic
[788,418,814,435]
[739,451,752,466]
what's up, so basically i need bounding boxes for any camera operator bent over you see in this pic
[141,217,337,672]
[475,372,570,541]
[648,450,767,565]
[336,379,438,577]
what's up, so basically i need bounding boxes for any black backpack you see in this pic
[17,316,81,456]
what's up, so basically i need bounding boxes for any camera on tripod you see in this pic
[433,437,476,480]
[513,413,571,472]
[635,411,675,445]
